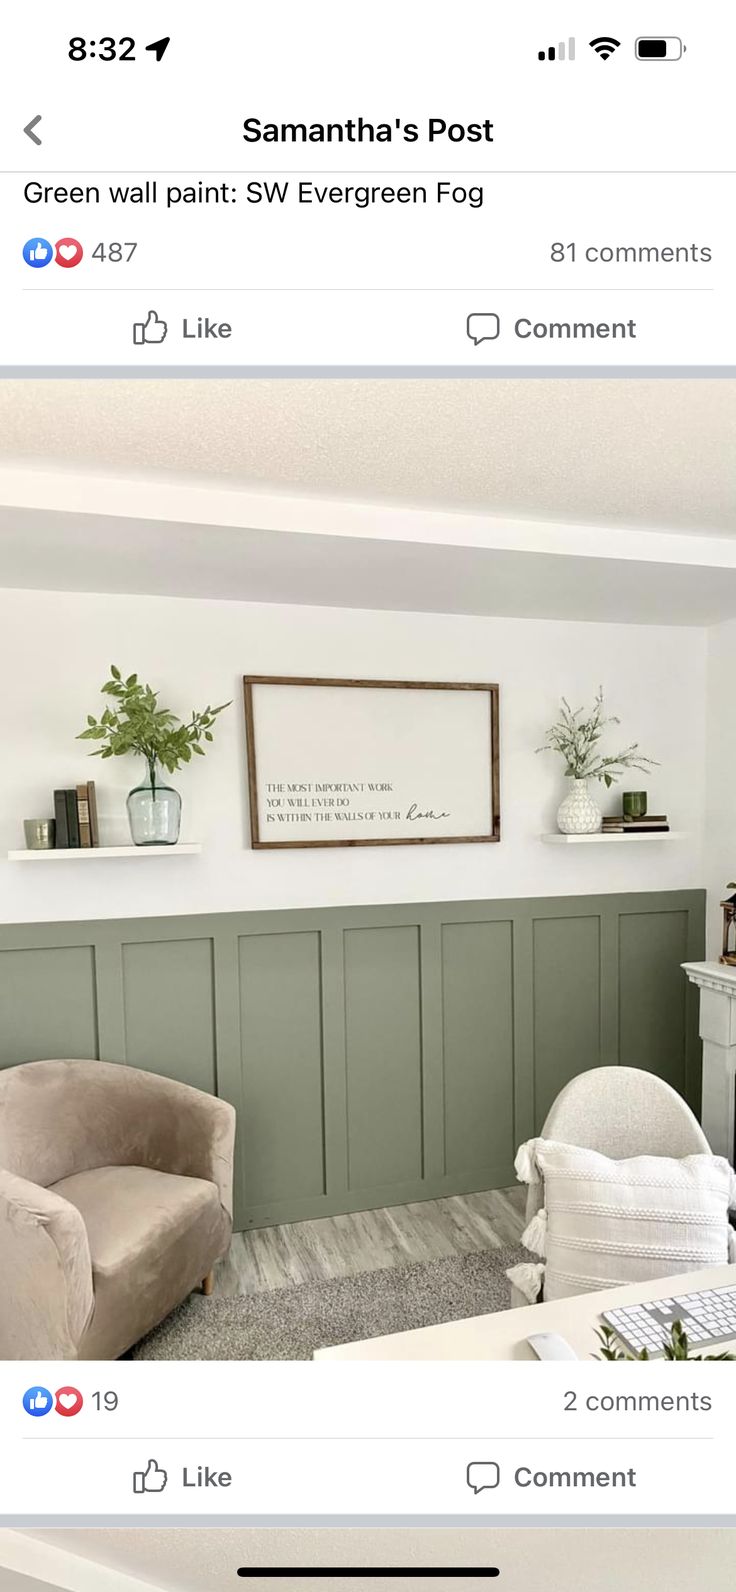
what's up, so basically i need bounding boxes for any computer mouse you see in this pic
[526,1331,579,1361]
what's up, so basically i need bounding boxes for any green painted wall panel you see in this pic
[0,891,705,1228]
[618,909,690,1096]
[532,915,602,1127]
[441,919,515,1176]
[343,924,423,1191]
[238,930,326,1206]
[0,945,98,1068]
[121,937,216,1093]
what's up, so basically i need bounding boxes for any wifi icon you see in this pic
[589,36,621,60]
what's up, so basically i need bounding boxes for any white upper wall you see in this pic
[0,586,707,924]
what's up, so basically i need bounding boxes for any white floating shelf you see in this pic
[541,832,686,845]
[8,844,202,861]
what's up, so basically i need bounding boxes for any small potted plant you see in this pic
[537,688,657,835]
[596,1321,734,1361]
[78,666,230,845]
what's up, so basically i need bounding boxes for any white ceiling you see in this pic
[13,1528,736,1592]
[0,379,734,537]
[1,380,735,625]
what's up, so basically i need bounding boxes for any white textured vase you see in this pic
[556,778,602,835]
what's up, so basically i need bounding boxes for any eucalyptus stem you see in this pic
[77,666,231,777]
[537,688,658,789]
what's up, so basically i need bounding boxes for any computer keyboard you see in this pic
[601,1284,736,1357]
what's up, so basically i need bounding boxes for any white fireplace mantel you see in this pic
[682,961,736,1162]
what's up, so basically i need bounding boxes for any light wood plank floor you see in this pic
[215,1186,526,1297]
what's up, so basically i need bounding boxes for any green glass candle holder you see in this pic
[623,791,648,819]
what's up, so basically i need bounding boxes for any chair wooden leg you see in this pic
[202,1271,214,1296]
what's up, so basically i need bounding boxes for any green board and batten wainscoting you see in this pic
[0,890,705,1233]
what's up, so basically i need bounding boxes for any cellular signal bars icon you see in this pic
[538,38,575,62]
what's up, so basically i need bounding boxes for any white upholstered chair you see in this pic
[509,1066,712,1308]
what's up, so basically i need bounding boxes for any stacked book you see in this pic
[602,813,670,835]
[53,782,100,848]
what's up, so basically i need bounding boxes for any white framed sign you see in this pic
[243,676,500,848]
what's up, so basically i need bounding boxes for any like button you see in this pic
[133,310,168,345]
[133,1459,168,1494]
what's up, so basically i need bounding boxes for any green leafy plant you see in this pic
[537,687,658,787]
[78,666,230,791]
[595,1321,735,1362]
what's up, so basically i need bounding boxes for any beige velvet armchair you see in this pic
[0,1059,236,1359]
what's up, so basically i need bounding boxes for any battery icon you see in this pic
[635,37,685,60]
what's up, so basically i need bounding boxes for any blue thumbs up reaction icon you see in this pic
[23,1386,53,1416]
[23,238,53,268]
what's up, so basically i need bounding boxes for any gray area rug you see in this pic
[131,1244,528,1360]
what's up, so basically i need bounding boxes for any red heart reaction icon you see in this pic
[55,1386,84,1416]
[54,238,83,268]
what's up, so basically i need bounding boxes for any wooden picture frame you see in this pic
[243,675,500,849]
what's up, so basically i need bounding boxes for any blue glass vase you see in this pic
[126,763,181,846]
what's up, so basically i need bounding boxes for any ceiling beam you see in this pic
[0,1532,167,1592]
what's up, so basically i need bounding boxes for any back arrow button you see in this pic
[24,116,42,145]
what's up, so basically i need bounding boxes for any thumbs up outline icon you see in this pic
[133,1458,168,1493]
[132,310,168,345]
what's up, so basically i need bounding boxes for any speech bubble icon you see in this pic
[467,1460,501,1493]
[466,312,500,345]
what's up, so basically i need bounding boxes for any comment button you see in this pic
[466,312,501,345]
[466,1461,501,1493]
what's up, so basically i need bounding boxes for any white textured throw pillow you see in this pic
[508,1139,736,1304]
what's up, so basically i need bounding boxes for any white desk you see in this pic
[314,1263,736,1360]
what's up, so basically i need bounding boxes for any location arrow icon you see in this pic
[24,115,42,146]
[145,37,171,62]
